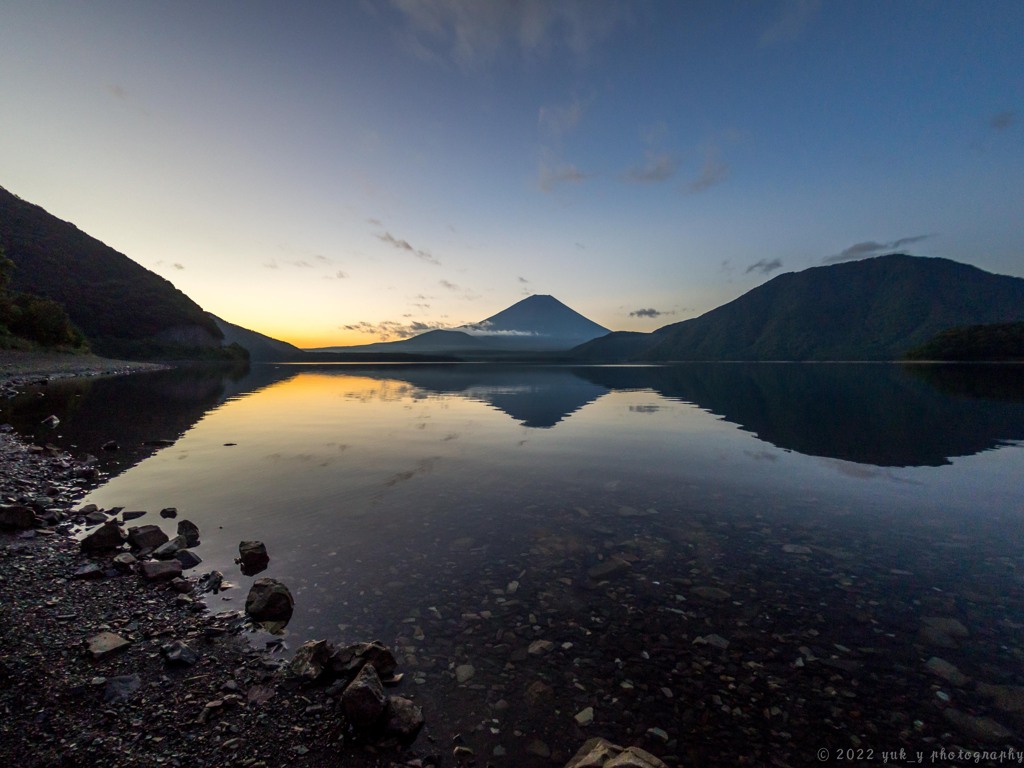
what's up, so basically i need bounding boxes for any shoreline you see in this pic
[0,360,435,768]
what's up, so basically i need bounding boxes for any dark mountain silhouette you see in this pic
[573,255,1024,362]
[905,322,1024,361]
[573,363,1024,467]
[312,295,610,355]
[211,314,305,362]
[0,185,223,358]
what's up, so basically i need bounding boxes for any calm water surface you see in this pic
[7,363,1024,765]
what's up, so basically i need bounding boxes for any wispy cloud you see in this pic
[823,234,932,264]
[342,319,448,341]
[745,258,783,275]
[990,111,1016,131]
[539,158,589,191]
[687,145,729,193]
[376,231,441,265]
[625,152,681,183]
[539,97,587,137]
[759,0,820,47]
[325,270,349,280]
[629,307,673,319]
[172,262,185,271]
[390,0,626,71]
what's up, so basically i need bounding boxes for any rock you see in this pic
[112,552,137,572]
[527,740,551,758]
[238,540,270,576]
[103,674,141,702]
[101,440,119,451]
[80,521,126,552]
[574,706,595,726]
[121,510,147,521]
[382,696,424,742]
[696,634,730,650]
[587,557,632,580]
[564,737,668,768]
[528,639,555,656]
[152,535,187,560]
[87,631,130,659]
[197,570,224,593]
[41,415,59,427]
[455,664,475,683]
[174,549,203,570]
[925,656,970,687]
[524,680,553,707]
[290,640,332,681]
[140,560,183,582]
[177,519,201,547]
[245,578,294,622]
[340,663,386,728]
[126,525,168,551]
[83,510,108,525]
[782,544,812,554]
[328,640,397,680]
[159,507,177,518]
[73,563,104,580]
[162,640,199,666]
[943,708,1013,742]
[691,586,731,601]
[919,616,969,647]
[976,682,1024,714]
[0,504,35,529]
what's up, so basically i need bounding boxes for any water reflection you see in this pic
[5,362,1022,764]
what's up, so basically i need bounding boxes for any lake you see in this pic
[6,362,1024,764]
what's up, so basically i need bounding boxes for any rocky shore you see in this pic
[0,363,655,768]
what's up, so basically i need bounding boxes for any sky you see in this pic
[1,1,1022,348]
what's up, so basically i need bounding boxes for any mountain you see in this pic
[312,294,610,355]
[0,185,222,358]
[573,255,1024,362]
[210,314,305,362]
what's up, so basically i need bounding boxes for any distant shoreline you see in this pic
[0,350,165,384]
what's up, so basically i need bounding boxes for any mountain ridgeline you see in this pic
[572,255,1024,362]
[0,185,222,358]
[312,294,611,356]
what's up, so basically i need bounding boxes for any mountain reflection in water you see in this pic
[6,362,1023,765]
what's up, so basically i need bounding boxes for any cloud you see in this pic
[629,308,672,319]
[687,146,729,192]
[823,234,932,264]
[172,263,185,270]
[624,151,681,183]
[539,98,586,137]
[390,0,626,70]
[539,158,589,191]
[438,279,460,291]
[366,217,382,226]
[342,319,448,341]
[745,258,783,275]
[991,111,1016,131]
[518,276,529,284]
[325,270,349,280]
[376,231,441,265]
[759,0,820,47]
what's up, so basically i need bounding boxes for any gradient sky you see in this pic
[1,1,1022,347]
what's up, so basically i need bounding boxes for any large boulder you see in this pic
[328,640,398,681]
[127,524,168,551]
[290,639,332,681]
[152,534,187,560]
[245,578,294,622]
[80,520,126,552]
[383,696,424,742]
[177,519,201,547]
[140,560,183,582]
[237,540,270,576]
[340,664,386,729]
[0,504,35,529]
